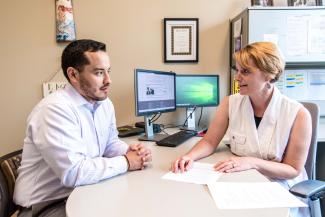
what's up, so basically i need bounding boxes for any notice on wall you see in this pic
[233,18,242,38]
[263,34,279,45]
[284,71,308,100]
[277,70,325,102]
[308,15,325,54]
[287,15,309,56]
[308,71,325,100]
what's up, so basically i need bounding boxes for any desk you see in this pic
[66,134,289,217]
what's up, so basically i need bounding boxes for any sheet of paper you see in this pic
[308,15,325,54]
[208,182,307,209]
[162,162,222,185]
[233,18,242,38]
[263,34,279,45]
[287,15,309,56]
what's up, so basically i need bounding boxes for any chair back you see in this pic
[316,141,325,216]
[302,102,320,180]
[0,150,22,217]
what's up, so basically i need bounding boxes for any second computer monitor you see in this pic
[176,74,219,108]
[176,74,219,131]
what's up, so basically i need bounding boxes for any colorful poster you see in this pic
[284,70,308,100]
[56,0,76,42]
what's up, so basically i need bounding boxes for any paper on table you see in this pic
[207,182,307,209]
[162,162,222,185]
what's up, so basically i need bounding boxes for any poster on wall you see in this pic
[56,0,76,42]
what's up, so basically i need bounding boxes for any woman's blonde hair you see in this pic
[233,42,285,83]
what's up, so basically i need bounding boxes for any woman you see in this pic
[171,42,311,217]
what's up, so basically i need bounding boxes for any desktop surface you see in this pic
[66,130,289,217]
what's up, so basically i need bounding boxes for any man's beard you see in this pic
[79,78,108,102]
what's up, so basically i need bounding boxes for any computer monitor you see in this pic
[135,69,176,141]
[176,74,219,131]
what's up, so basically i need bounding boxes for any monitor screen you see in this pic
[135,69,176,116]
[176,74,219,107]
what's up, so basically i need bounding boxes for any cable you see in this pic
[149,114,156,122]
[197,107,203,127]
[182,107,197,127]
[46,67,62,82]
[151,113,161,123]
[160,127,169,135]
[163,124,183,129]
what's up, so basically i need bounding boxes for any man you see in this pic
[14,39,152,217]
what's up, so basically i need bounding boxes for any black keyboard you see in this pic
[156,130,197,147]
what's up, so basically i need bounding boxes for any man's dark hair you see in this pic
[61,39,106,81]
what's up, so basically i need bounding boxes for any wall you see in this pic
[0,0,250,155]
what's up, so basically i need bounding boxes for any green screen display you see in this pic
[176,75,219,107]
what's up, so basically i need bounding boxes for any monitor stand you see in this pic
[180,107,207,132]
[138,116,168,142]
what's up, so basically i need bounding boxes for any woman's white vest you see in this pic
[228,86,308,188]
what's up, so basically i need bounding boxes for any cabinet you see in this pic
[230,6,325,116]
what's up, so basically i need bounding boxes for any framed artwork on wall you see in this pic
[251,0,274,6]
[56,0,76,42]
[287,0,322,6]
[164,18,199,63]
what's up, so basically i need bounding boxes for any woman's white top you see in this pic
[228,86,308,188]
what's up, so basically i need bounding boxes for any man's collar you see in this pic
[64,83,105,109]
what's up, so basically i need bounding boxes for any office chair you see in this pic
[290,102,325,217]
[0,149,22,217]
[317,141,325,216]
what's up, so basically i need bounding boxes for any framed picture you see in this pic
[288,0,322,6]
[251,0,274,6]
[56,0,76,42]
[164,18,199,63]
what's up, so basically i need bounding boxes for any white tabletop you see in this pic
[66,134,289,217]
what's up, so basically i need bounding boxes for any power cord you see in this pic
[197,107,203,127]
[182,107,197,127]
[150,113,161,123]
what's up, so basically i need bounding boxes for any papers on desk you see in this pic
[162,162,222,185]
[207,182,307,209]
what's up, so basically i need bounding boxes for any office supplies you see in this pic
[207,182,307,209]
[161,162,221,185]
[156,130,196,147]
[176,74,219,131]
[117,125,144,137]
[134,69,176,141]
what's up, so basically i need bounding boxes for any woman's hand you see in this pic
[214,156,257,173]
[171,155,194,173]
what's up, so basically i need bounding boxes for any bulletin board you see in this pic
[248,7,325,67]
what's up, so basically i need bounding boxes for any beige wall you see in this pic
[0,0,250,155]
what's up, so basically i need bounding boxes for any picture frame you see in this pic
[164,18,199,63]
[56,0,76,42]
[251,0,274,6]
[287,0,322,6]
